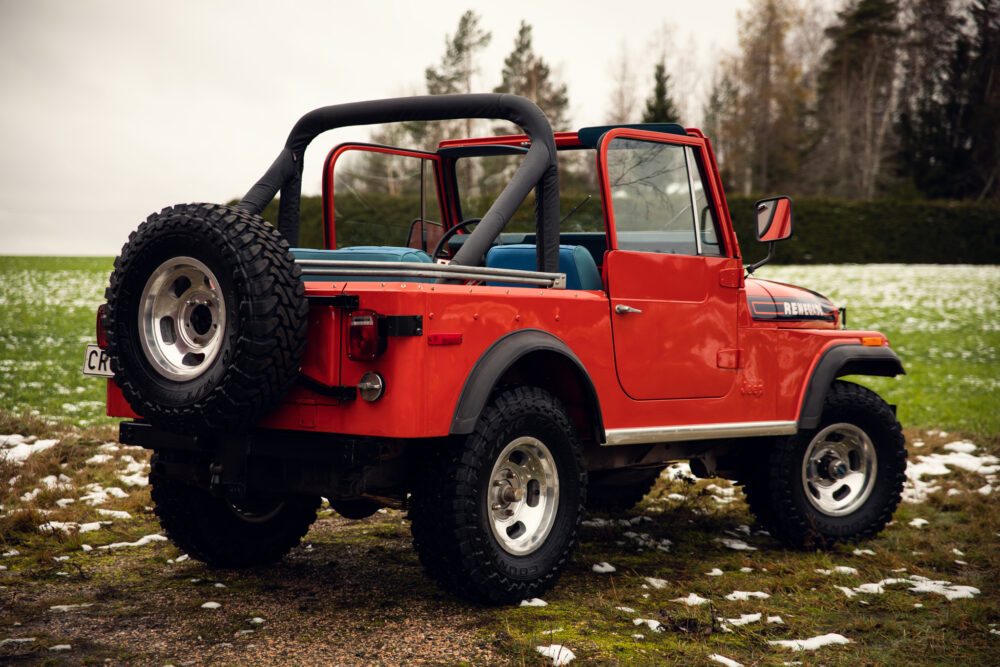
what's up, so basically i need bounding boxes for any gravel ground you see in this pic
[0,513,502,665]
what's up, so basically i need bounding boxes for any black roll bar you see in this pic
[237,94,560,273]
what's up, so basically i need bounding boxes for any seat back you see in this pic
[485,244,604,290]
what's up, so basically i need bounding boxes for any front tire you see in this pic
[410,387,587,605]
[768,381,906,549]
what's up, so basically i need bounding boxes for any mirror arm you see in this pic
[745,241,775,276]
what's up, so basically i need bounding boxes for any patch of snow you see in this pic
[3,549,20,557]
[53,556,69,562]
[633,618,663,632]
[906,575,980,600]
[739,567,753,573]
[615,606,635,613]
[942,440,977,454]
[55,498,75,508]
[536,644,575,665]
[721,613,762,627]
[118,472,148,487]
[672,593,709,606]
[86,454,115,465]
[716,537,757,551]
[520,598,548,607]
[96,509,132,520]
[853,548,875,556]
[0,435,59,465]
[250,617,265,625]
[214,583,226,588]
[201,601,221,609]
[631,634,644,639]
[725,590,770,601]
[978,484,993,495]
[644,577,668,589]
[815,566,858,576]
[97,534,167,550]
[909,518,929,528]
[952,548,965,556]
[705,568,724,576]
[709,655,743,667]
[0,638,36,647]
[769,633,852,651]
[48,645,72,651]
[667,493,686,501]
[81,545,92,552]
[592,562,616,573]
[49,603,93,612]
[541,628,563,635]
[768,616,785,624]
[176,554,189,562]
[835,586,857,598]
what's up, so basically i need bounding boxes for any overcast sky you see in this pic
[1,0,829,256]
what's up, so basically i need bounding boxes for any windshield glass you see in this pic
[454,147,604,234]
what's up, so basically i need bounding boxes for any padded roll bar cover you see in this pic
[237,94,559,272]
[797,344,905,430]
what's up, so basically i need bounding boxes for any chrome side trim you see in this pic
[602,421,799,446]
[296,259,567,289]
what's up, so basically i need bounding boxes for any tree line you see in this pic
[356,3,997,205]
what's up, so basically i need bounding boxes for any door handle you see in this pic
[615,304,642,315]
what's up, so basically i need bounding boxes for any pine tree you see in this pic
[493,21,570,131]
[641,59,681,124]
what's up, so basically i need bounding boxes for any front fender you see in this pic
[798,344,905,429]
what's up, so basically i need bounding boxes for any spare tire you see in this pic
[104,203,307,432]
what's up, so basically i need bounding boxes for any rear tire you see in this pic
[150,464,319,568]
[767,381,906,549]
[410,387,587,605]
[104,203,307,432]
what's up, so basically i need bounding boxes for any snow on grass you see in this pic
[725,590,770,601]
[815,566,858,576]
[903,440,1000,503]
[909,518,929,528]
[633,618,664,632]
[0,638,36,647]
[709,654,743,667]
[672,593,710,606]
[644,576,668,589]
[536,644,576,665]
[49,603,93,612]
[96,509,132,520]
[716,537,758,551]
[705,568,724,576]
[0,434,59,464]
[49,644,72,651]
[201,601,221,610]
[615,606,635,613]
[97,534,168,550]
[720,612,762,627]
[836,575,979,601]
[768,633,851,651]
[592,561,616,573]
[39,521,109,534]
[520,598,548,607]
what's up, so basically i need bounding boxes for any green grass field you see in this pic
[1,257,998,665]
[1,258,997,437]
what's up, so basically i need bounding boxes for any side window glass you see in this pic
[686,147,723,256]
[606,138,698,254]
[332,150,440,248]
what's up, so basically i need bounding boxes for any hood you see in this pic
[745,278,838,325]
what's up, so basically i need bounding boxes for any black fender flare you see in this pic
[798,344,905,429]
[450,329,605,443]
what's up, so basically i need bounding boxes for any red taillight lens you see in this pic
[347,310,384,361]
[96,304,108,348]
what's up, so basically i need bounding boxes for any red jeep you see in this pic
[87,94,906,605]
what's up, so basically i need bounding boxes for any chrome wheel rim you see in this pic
[802,423,877,516]
[139,256,226,381]
[488,437,559,556]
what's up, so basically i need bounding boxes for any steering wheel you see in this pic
[431,218,502,264]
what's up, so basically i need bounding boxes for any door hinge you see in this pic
[719,268,742,288]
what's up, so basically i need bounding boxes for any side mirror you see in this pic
[754,196,793,243]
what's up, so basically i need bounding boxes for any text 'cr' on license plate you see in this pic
[82,344,114,377]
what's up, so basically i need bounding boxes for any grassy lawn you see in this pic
[1,258,998,665]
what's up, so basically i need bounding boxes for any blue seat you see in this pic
[291,246,433,282]
[485,244,604,290]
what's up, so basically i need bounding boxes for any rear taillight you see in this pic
[347,310,385,361]
[96,304,108,348]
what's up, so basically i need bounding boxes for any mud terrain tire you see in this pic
[410,387,587,605]
[104,203,307,432]
[150,464,320,568]
[768,381,906,549]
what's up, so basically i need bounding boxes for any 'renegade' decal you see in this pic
[747,295,837,322]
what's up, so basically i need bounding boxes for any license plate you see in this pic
[82,344,114,377]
